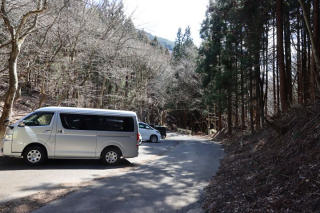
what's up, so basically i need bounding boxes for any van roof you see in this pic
[35,107,137,116]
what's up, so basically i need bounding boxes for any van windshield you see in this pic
[60,113,134,132]
[24,112,54,126]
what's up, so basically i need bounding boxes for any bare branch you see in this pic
[7,2,29,14]
[16,0,48,36]
[20,15,39,38]
[40,4,66,47]
[0,0,14,37]
[0,40,11,49]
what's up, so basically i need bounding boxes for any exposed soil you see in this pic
[0,89,59,123]
[203,103,320,213]
[0,182,89,213]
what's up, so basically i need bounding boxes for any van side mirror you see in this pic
[18,121,26,127]
[4,119,10,126]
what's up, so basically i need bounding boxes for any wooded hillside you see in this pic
[198,0,320,211]
[1,0,320,141]
[198,0,320,135]
[0,0,200,144]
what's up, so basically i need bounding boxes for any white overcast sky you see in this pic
[122,0,209,46]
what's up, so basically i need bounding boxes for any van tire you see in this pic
[23,145,47,166]
[101,148,121,165]
[150,135,158,143]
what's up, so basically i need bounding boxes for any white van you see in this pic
[2,107,142,165]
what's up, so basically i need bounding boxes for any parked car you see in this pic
[2,107,142,166]
[138,122,161,143]
[150,125,166,139]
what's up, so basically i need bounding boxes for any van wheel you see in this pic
[23,146,47,166]
[150,135,158,143]
[101,148,121,165]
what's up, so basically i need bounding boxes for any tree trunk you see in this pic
[255,54,262,129]
[249,68,254,133]
[0,42,20,146]
[14,84,22,104]
[297,10,303,104]
[218,109,222,131]
[276,0,289,112]
[98,76,108,109]
[284,6,292,103]
[299,0,320,93]
[235,57,239,128]
[303,24,309,104]
[311,0,319,102]
[218,89,222,131]
[227,89,232,135]
[0,0,48,146]
[240,39,245,129]
[241,62,245,129]
[273,16,277,113]
[277,61,280,112]
[264,28,269,118]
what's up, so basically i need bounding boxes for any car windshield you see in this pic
[139,123,153,129]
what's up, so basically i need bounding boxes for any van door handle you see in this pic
[43,130,52,133]
[57,129,63,134]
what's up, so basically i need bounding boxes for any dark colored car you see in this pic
[150,125,166,139]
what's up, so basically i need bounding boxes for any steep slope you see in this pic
[204,103,320,212]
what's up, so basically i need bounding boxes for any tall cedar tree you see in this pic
[197,0,320,133]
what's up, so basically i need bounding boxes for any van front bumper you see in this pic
[2,139,20,157]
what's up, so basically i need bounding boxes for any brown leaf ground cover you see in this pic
[203,103,320,213]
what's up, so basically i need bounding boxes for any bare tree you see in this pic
[0,0,180,136]
[0,0,48,145]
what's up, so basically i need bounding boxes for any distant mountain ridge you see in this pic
[145,32,175,51]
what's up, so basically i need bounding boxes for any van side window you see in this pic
[24,112,54,126]
[60,114,134,132]
[60,114,94,130]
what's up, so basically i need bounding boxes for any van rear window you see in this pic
[60,113,134,132]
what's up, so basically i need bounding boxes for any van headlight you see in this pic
[4,134,13,141]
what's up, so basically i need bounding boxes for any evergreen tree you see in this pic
[183,26,193,47]
[173,26,196,63]
[173,28,183,61]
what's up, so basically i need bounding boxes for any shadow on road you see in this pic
[0,157,134,171]
[33,139,224,213]
[0,139,179,171]
[0,136,224,213]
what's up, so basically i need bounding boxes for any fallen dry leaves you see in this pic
[203,103,320,213]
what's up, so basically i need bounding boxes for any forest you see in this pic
[0,0,320,141]
[198,0,320,135]
[199,0,320,211]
